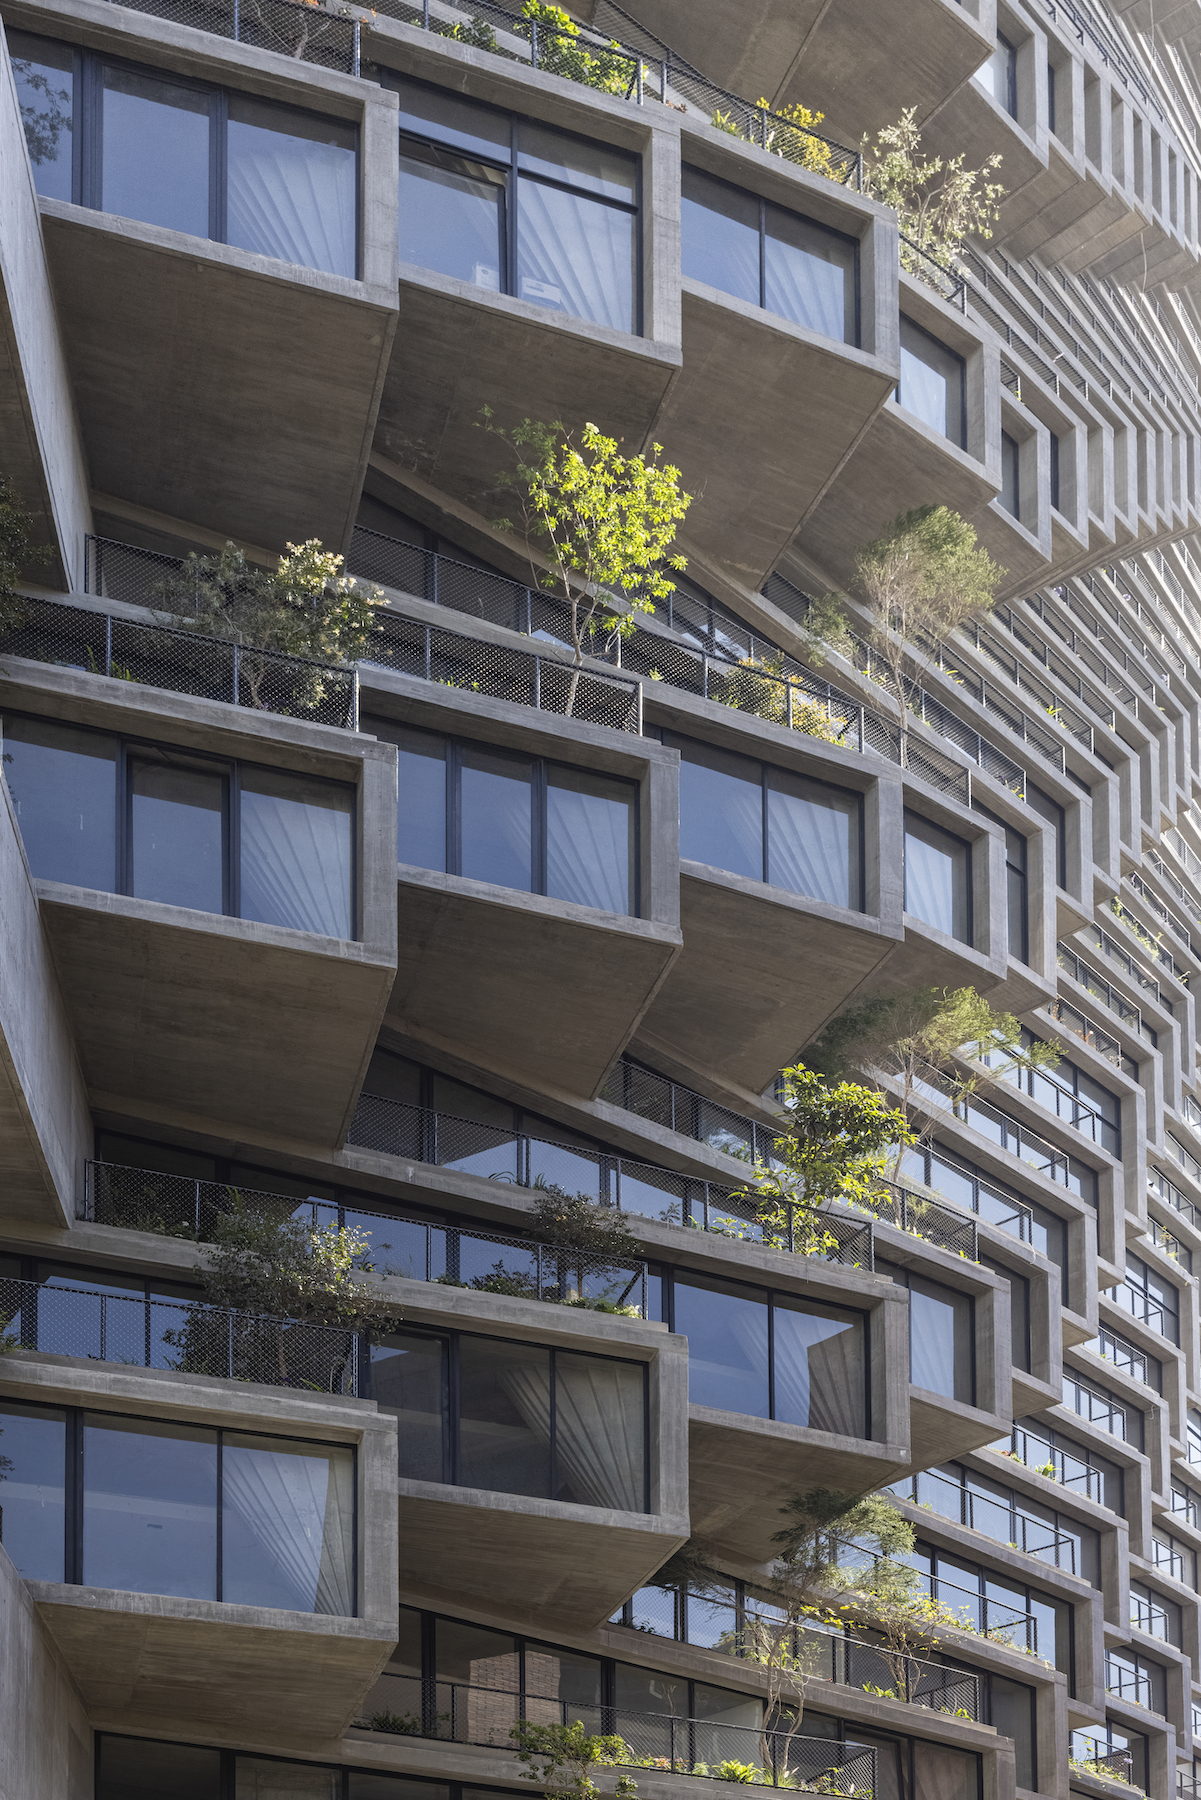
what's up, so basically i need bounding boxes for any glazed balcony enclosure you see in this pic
[361,675,680,1102]
[3,0,399,552]
[0,1355,398,1743]
[0,659,398,1144]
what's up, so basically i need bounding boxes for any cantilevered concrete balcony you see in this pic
[1,1356,398,1744]
[0,661,398,1146]
[5,0,400,554]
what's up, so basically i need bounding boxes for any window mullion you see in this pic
[216,1429,224,1601]
[228,763,239,918]
[212,90,227,244]
[534,760,547,895]
[508,117,519,299]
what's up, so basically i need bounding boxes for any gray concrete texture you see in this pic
[0,1540,93,1800]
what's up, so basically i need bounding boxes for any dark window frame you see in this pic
[10,29,361,275]
[2,708,359,936]
[902,806,974,944]
[393,73,643,334]
[0,1397,358,1608]
[96,1738,536,1799]
[896,312,967,448]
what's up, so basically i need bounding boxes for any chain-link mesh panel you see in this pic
[5,590,358,728]
[87,533,183,602]
[82,1161,649,1314]
[107,0,359,66]
[364,610,641,732]
[599,1056,777,1160]
[792,1626,980,1719]
[872,1184,978,1259]
[0,1276,360,1393]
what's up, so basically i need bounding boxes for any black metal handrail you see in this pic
[885,1467,1078,1572]
[7,582,359,730]
[102,0,363,70]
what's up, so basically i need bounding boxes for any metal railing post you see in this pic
[233,0,239,38]
[105,612,113,679]
[195,1179,202,1239]
[529,17,538,63]
[661,52,669,102]
[423,623,432,682]
[352,18,360,75]
[533,654,541,711]
[232,641,241,706]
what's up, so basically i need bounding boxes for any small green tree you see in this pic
[861,109,1004,277]
[516,1,641,96]
[525,1184,648,1311]
[0,473,51,633]
[154,539,385,708]
[732,1065,912,1250]
[482,412,691,707]
[854,506,1003,733]
[807,986,1061,1173]
[511,1720,638,1800]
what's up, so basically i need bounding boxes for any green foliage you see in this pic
[861,108,1004,275]
[708,654,848,742]
[795,591,854,668]
[709,100,838,180]
[771,1489,917,1606]
[527,1184,646,1264]
[732,1065,912,1251]
[713,1763,759,1783]
[481,412,690,674]
[510,1720,638,1800]
[0,472,51,633]
[436,13,498,48]
[192,1195,401,1335]
[516,1,640,96]
[153,538,385,706]
[366,1709,423,1735]
[854,506,1003,731]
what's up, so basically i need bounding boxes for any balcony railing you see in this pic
[81,1160,651,1315]
[100,0,363,69]
[1056,943,1156,1049]
[4,585,359,729]
[1072,1750,1137,1789]
[357,1676,878,1792]
[0,1275,362,1393]
[345,1092,876,1267]
[885,1467,1078,1573]
[997,1424,1103,1501]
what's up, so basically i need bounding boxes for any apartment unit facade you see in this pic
[3,0,1201,1797]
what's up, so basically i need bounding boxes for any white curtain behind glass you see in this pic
[765,236,846,341]
[240,781,353,938]
[904,833,957,934]
[899,344,950,435]
[222,1441,354,1614]
[501,1356,645,1511]
[546,782,629,912]
[227,121,356,277]
[767,787,850,905]
[517,178,633,331]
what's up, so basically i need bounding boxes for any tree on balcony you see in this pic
[861,109,1004,278]
[483,412,691,709]
[0,472,50,632]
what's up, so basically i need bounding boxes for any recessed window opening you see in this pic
[903,809,972,942]
[681,164,859,346]
[1,712,357,938]
[9,29,358,276]
[1000,430,1021,518]
[897,316,966,446]
[390,74,640,333]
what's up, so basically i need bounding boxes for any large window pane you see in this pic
[227,94,356,278]
[0,1405,66,1580]
[371,1334,446,1482]
[222,1434,354,1615]
[674,736,762,879]
[517,178,634,330]
[460,744,533,889]
[674,1276,769,1418]
[681,167,759,304]
[101,65,210,236]
[773,1295,865,1436]
[98,1737,222,1800]
[765,204,856,343]
[554,1351,646,1511]
[82,1415,218,1598]
[766,769,860,908]
[399,145,504,289]
[910,1276,974,1402]
[436,1616,520,1687]
[384,725,447,871]
[395,77,511,163]
[459,1336,552,1497]
[32,1266,147,1364]
[898,315,965,446]
[904,809,971,942]
[9,31,74,202]
[130,754,226,913]
[518,119,635,202]
[546,765,634,913]
[2,716,117,889]
[239,766,354,938]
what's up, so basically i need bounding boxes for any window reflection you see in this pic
[1,716,117,890]
[897,316,965,446]
[903,809,971,942]
[0,1405,66,1580]
[9,33,74,202]
[82,1415,219,1599]
[101,65,210,236]
[226,92,357,278]
[130,755,227,913]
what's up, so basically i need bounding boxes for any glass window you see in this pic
[378,722,447,871]
[2,716,117,889]
[676,736,762,879]
[235,1760,341,1798]
[681,166,759,304]
[101,64,211,236]
[904,809,971,942]
[8,31,74,202]
[82,1414,218,1599]
[97,1738,222,1800]
[395,76,512,163]
[371,1333,446,1482]
[1001,430,1021,518]
[518,119,635,202]
[909,1276,974,1402]
[130,753,226,913]
[239,766,355,938]
[765,766,860,907]
[773,1292,865,1436]
[546,765,634,912]
[460,744,533,889]
[516,177,636,331]
[399,142,505,289]
[898,316,965,446]
[552,1349,646,1509]
[1025,781,1066,887]
[675,1274,770,1418]
[458,1336,552,1497]
[226,93,357,278]
[221,1433,354,1614]
[0,1404,66,1580]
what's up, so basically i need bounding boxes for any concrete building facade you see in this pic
[4,0,1201,1798]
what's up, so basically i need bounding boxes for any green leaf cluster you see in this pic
[0,472,51,633]
[155,539,384,666]
[511,1719,638,1800]
[194,1194,401,1336]
[516,2,640,97]
[861,108,1004,274]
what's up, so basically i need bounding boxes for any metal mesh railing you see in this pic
[598,1057,780,1163]
[358,1676,877,1792]
[5,587,359,729]
[365,608,642,734]
[366,0,861,187]
[0,1276,361,1393]
[105,0,361,68]
[81,1161,650,1315]
[1002,1424,1104,1501]
[872,1182,978,1260]
[899,233,966,308]
[885,1467,1077,1572]
[345,1092,874,1269]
